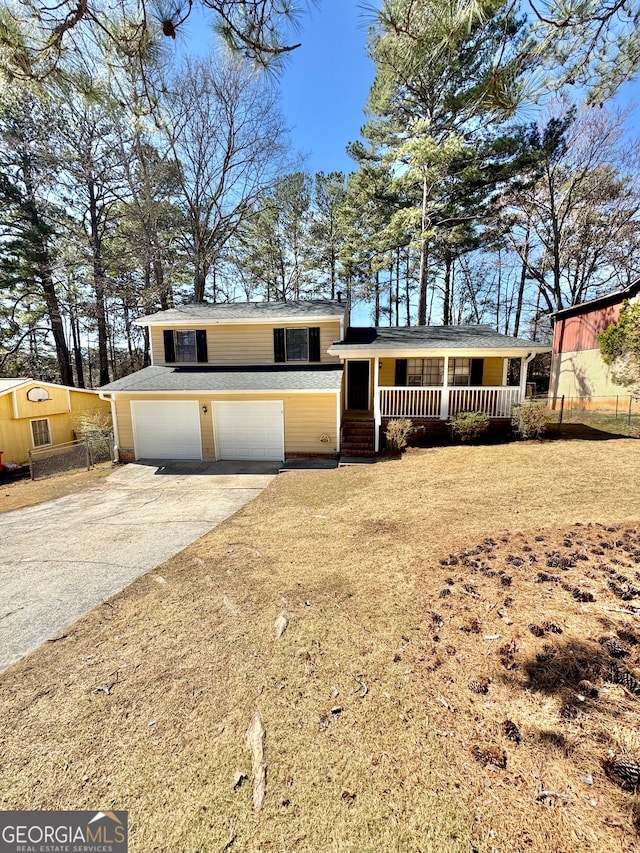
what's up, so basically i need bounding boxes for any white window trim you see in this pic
[285,327,310,362]
[30,417,52,448]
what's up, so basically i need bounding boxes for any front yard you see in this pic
[1,438,640,852]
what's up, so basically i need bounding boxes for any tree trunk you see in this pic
[330,246,336,300]
[443,249,452,326]
[87,180,110,386]
[143,327,151,367]
[69,304,86,388]
[39,262,74,386]
[154,259,171,310]
[417,175,429,326]
[395,247,400,326]
[389,261,394,326]
[513,228,529,338]
[405,247,411,326]
[123,299,136,374]
[194,261,207,303]
[22,161,73,385]
[374,268,380,326]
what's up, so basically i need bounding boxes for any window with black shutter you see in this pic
[163,329,207,363]
[273,327,322,362]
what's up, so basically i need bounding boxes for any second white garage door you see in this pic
[131,400,202,460]
[213,400,284,461]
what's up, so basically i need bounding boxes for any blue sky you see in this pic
[179,0,375,176]
[276,0,375,174]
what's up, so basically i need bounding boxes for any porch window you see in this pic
[407,358,444,386]
[31,418,51,447]
[448,358,471,386]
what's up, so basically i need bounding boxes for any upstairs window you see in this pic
[175,330,197,361]
[274,327,321,362]
[285,328,309,361]
[31,418,51,448]
[163,330,208,363]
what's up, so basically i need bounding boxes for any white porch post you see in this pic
[335,389,341,454]
[373,358,381,452]
[518,353,534,403]
[502,358,509,386]
[440,356,449,420]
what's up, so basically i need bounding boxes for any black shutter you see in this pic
[395,358,407,386]
[309,327,321,362]
[196,330,208,363]
[163,330,176,363]
[274,328,286,363]
[470,358,484,385]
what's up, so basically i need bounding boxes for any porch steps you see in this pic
[341,418,376,458]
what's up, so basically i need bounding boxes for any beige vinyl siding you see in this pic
[114,391,338,459]
[151,321,342,366]
[281,395,337,454]
[482,358,504,385]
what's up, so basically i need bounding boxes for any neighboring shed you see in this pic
[0,378,111,466]
[549,281,640,403]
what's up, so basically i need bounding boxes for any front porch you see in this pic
[379,385,522,420]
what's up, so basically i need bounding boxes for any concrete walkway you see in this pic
[0,461,277,672]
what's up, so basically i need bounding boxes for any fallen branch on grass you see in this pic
[245,710,266,811]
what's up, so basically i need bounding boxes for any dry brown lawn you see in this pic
[0,462,113,514]
[2,438,640,852]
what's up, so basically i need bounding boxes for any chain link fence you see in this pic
[531,394,640,436]
[28,435,114,480]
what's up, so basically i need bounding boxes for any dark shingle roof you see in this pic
[101,365,343,393]
[331,325,548,351]
[136,300,346,325]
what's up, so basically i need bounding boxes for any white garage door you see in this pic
[131,400,202,460]
[213,400,284,461]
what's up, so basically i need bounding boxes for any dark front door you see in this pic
[347,360,370,410]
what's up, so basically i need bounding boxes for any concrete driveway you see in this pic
[0,461,277,672]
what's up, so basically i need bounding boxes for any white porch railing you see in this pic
[379,385,522,420]
[449,386,521,418]
[380,386,442,418]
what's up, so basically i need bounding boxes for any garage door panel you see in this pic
[213,401,284,461]
[131,400,202,460]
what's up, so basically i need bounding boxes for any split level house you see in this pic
[99,298,550,463]
[549,279,640,405]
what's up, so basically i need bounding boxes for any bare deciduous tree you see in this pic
[161,55,288,302]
